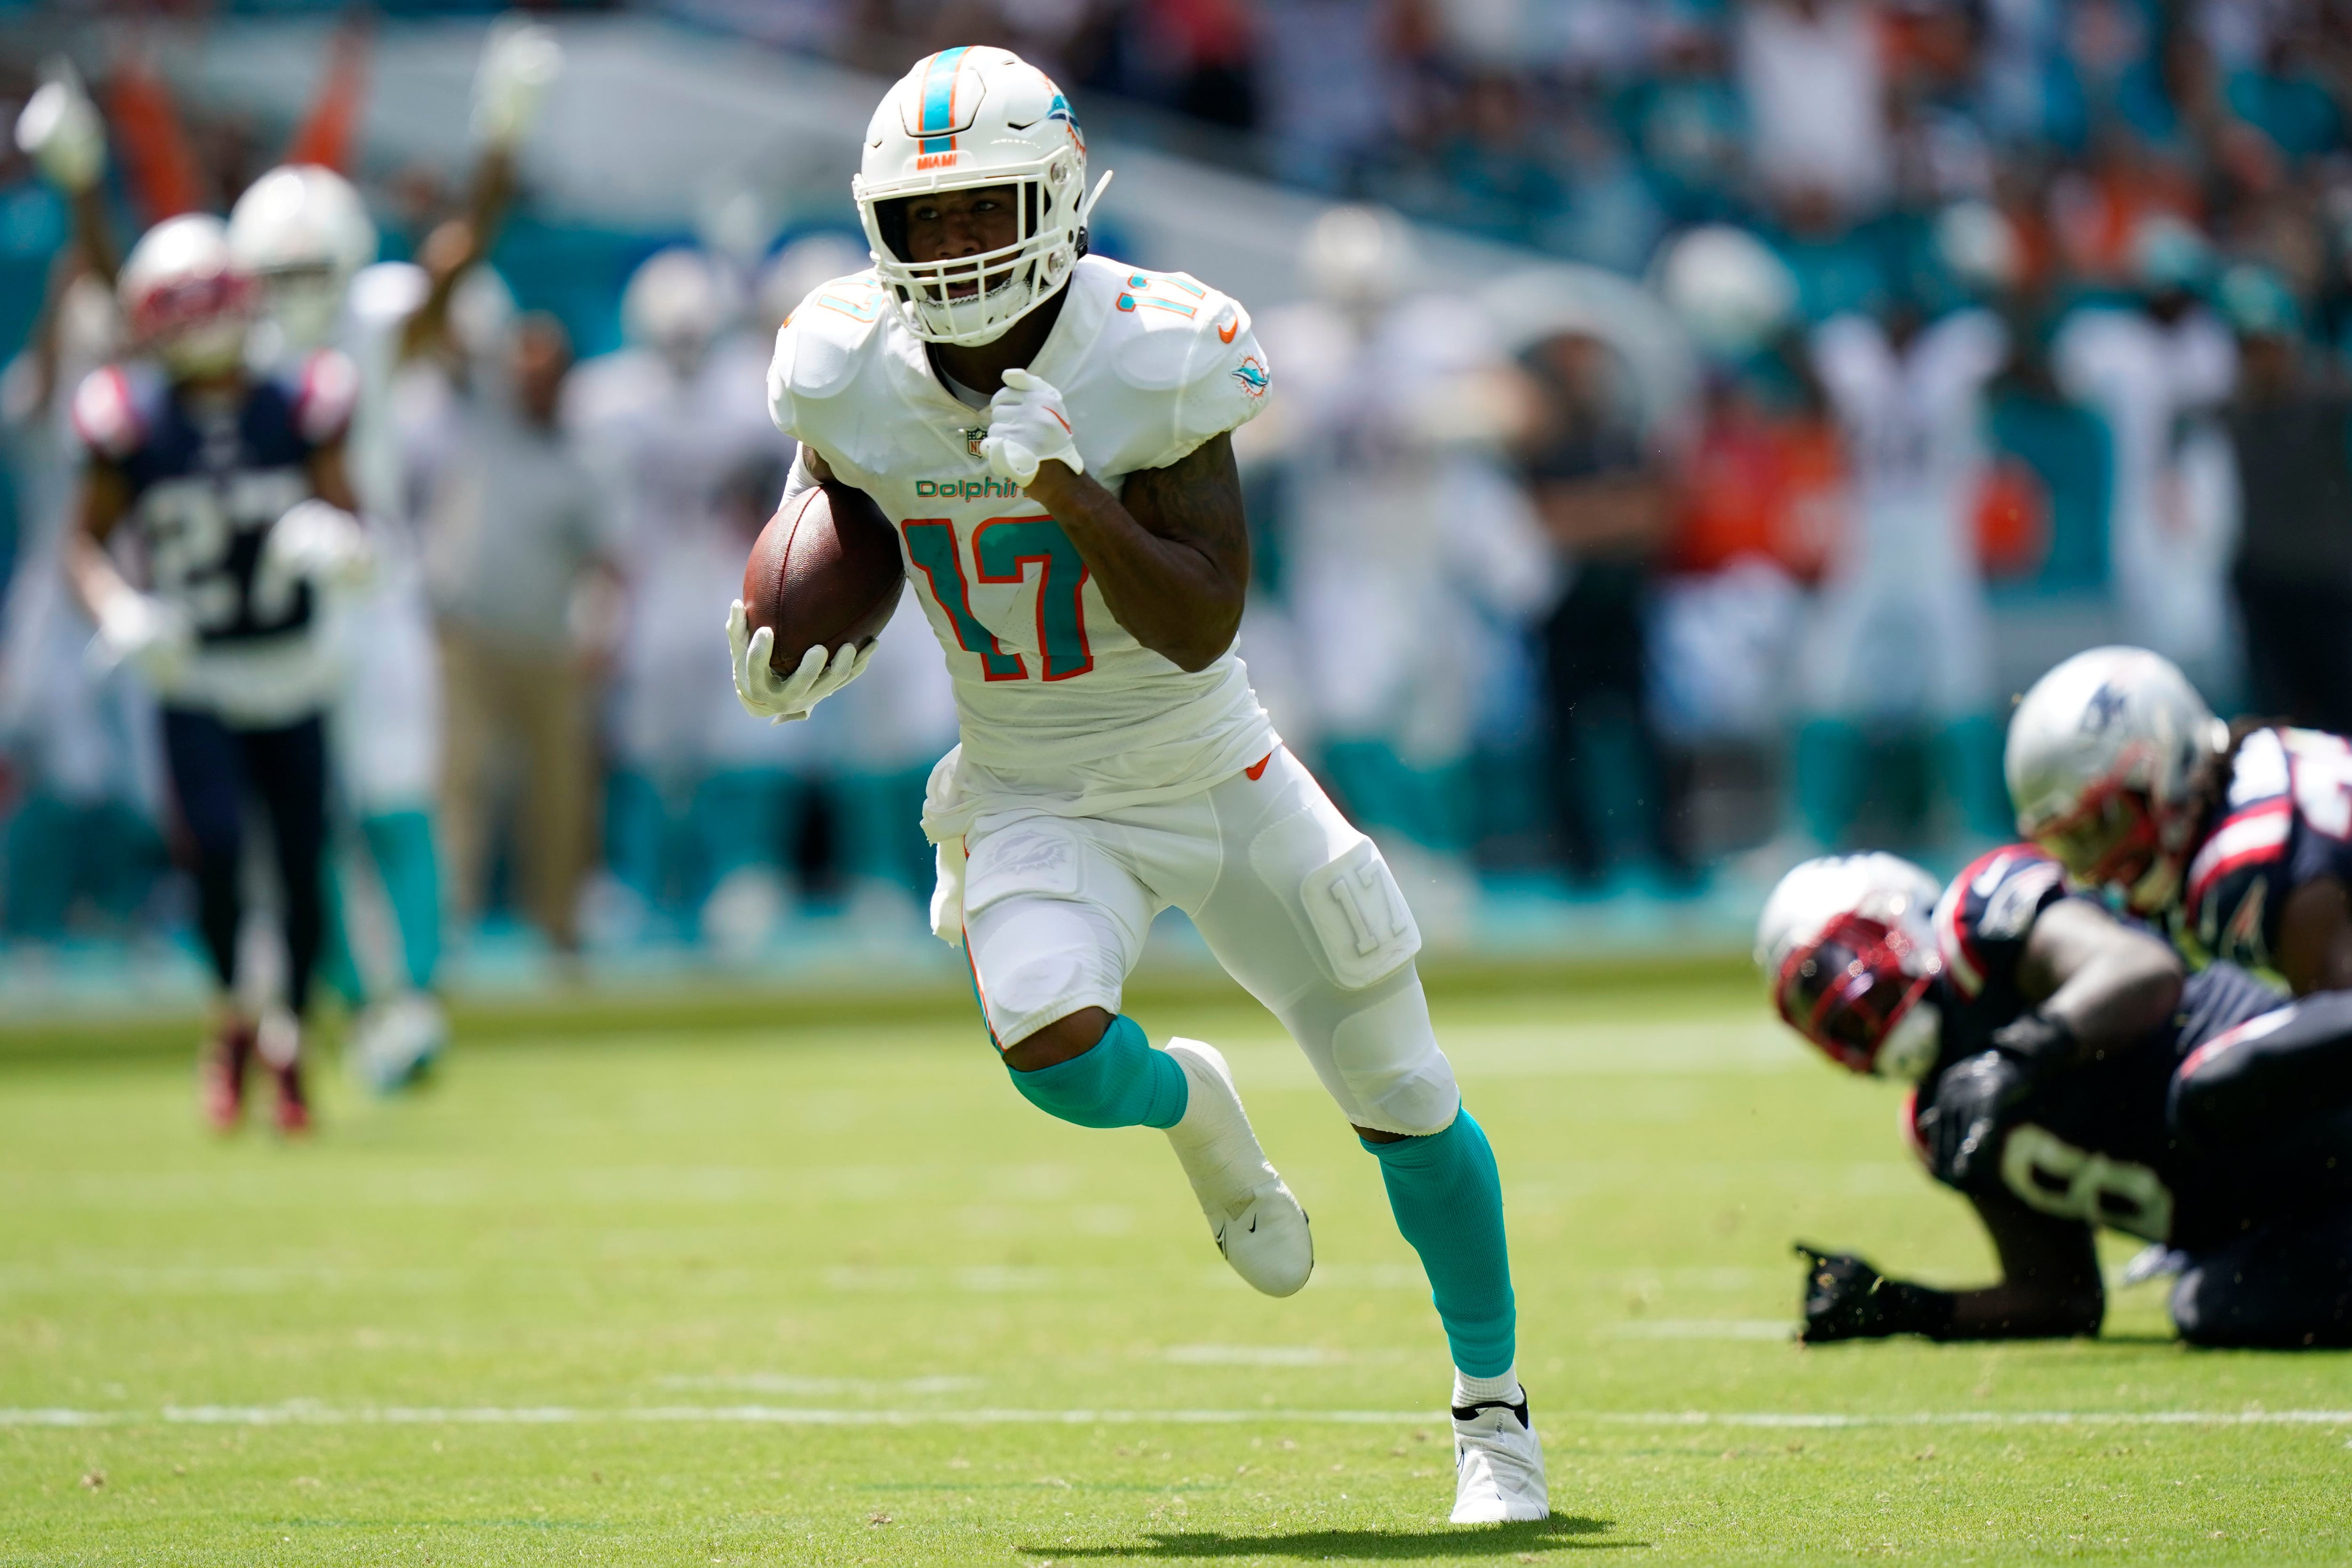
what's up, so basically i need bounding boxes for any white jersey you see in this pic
[767,254,1276,812]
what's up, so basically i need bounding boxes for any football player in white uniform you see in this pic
[731,48,1546,1522]
[222,20,560,1085]
[572,245,798,953]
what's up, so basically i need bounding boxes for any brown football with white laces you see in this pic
[740,480,904,672]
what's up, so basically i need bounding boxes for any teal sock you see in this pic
[1793,718,1868,847]
[362,810,441,990]
[1008,1014,1189,1130]
[318,852,369,1009]
[1362,1109,1516,1377]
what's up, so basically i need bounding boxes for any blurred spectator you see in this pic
[1516,327,1689,886]
[1256,0,1400,190]
[2217,264,2352,735]
[1435,73,1563,247]
[1252,207,1550,926]
[1795,291,2010,848]
[0,253,164,939]
[567,247,796,955]
[1737,0,1892,215]
[420,313,620,957]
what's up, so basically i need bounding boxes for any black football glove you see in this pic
[1793,1243,1957,1344]
[1987,1009,2077,1071]
[1915,1049,2032,1189]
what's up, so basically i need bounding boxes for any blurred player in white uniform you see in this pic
[2053,217,2239,697]
[1248,207,1549,933]
[6,70,166,938]
[222,20,561,1085]
[732,48,1546,1522]
[1796,288,2009,846]
[760,233,961,931]
[570,246,796,954]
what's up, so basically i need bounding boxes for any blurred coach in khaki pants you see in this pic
[421,313,620,954]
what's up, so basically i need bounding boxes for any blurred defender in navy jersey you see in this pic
[65,215,373,1134]
[1759,848,2352,1349]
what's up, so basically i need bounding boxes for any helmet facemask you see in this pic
[251,264,345,357]
[133,269,255,380]
[857,149,1099,348]
[1774,911,1941,1077]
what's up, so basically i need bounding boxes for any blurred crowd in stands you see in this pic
[4,0,2352,979]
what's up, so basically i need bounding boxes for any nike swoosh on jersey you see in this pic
[1217,314,1239,344]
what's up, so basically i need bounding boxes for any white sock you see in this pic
[1453,1366,1524,1410]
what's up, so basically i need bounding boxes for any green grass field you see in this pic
[3,964,2348,1564]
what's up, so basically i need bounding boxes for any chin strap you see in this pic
[1073,168,1114,258]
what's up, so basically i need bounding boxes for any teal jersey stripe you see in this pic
[919,47,972,154]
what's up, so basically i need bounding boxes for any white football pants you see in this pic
[959,746,1461,1138]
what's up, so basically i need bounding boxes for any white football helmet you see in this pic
[119,214,254,380]
[622,247,739,372]
[1656,225,1796,360]
[1756,853,1946,1082]
[852,46,1109,347]
[228,164,378,352]
[2006,646,2226,913]
[758,231,872,332]
[1302,204,1417,312]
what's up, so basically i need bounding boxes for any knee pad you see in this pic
[1329,976,1458,1136]
[1249,809,1421,992]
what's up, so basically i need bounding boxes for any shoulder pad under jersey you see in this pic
[69,364,159,462]
[1102,266,1270,467]
[2185,729,2295,966]
[775,273,888,402]
[1933,845,2068,1000]
[289,349,360,445]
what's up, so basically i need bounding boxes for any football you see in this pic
[740,481,905,672]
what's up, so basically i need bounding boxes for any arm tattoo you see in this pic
[1119,433,1250,595]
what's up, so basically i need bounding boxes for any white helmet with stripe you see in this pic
[2006,646,2226,913]
[119,213,255,379]
[228,164,378,352]
[852,46,1109,347]
[1756,853,1945,1082]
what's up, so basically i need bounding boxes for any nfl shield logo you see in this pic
[964,425,988,458]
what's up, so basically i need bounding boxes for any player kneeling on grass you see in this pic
[728,47,1544,1522]
[1758,849,2352,1349]
[65,215,370,1135]
[2009,645,2352,997]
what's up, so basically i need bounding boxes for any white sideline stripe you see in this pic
[2,1405,2349,1430]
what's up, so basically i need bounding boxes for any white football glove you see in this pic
[90,591,192,689]
[726,599,873,724]
[15,60,106,193]
[471,17,564,150]
[258,500,374,610]
[982,368,1083,487]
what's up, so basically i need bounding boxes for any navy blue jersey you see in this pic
[73,352,356,647]
[1930,845,2073,1059]
[2180,727,2352,980]
[1910,844,2285,1246]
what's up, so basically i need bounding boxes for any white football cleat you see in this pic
[1163,1037,1312,1297]
[1451,1392,1549,1523]
[348,990,447,1095]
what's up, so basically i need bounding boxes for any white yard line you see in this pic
[1,1405,2347,1429]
